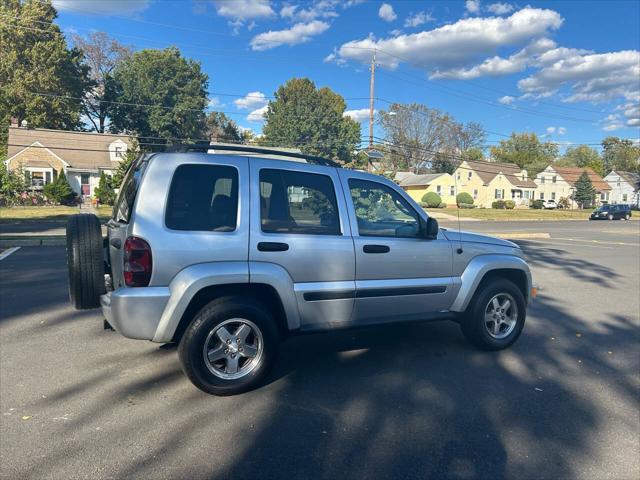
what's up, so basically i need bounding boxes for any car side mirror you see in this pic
[424,217,439,240]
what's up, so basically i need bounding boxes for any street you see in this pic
[1,221,639,479]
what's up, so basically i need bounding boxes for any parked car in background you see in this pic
[543,199,557,210]
[590,204,632,220]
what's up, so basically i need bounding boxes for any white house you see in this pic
[604,170,640,207]
[535,165,611,207]
[6,123,131,198]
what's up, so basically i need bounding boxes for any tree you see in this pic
[573,171,596,208]
[94,171,115,205]
[0,0,90,133]
[450,121,486,154]
[111,139,139,189]
[43,170,75,205]
[379,103,448,173]
[601,137,640,174]
[557,145,604,176]
[205,112,242,143]
[110,47,208,144]
[490,133,558,177]
[73,32,132,133]
[262,78,361,163]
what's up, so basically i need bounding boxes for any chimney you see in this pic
[10,117,19,127]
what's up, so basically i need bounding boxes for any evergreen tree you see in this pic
[44,170,75,205]
[573,171,596,209]
[94,171,115,205]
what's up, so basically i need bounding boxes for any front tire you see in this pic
[460,279,526,351]
[178,297,279,395]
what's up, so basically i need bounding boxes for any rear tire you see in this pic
[66,214,105,309]
[608,214,614,220]
[178,297,279,396]
[460,279,526,351]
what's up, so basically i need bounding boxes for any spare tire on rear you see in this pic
[66,214,105,309]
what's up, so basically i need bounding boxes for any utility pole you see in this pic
[367,50,377,172]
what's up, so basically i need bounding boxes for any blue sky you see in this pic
[52,0,640,149]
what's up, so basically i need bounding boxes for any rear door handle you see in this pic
[257,242,289,252]
[363,244,390,254]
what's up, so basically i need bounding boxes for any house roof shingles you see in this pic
[399,173,447,187]
[7,127,131,170]
[552,166,611,191]
[463,160,538,188]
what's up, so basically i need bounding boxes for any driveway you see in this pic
[1,221,638,479]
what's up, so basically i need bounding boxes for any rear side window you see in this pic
[165,164,238,232]
[259,169,340,235]
[113,159,145,223]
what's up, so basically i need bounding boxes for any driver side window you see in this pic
[348,179,421,238]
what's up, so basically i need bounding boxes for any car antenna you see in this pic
[454,168,463,255]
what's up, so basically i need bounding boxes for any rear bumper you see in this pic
[100,287,171,340]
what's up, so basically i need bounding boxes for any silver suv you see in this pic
[66,146,534,395]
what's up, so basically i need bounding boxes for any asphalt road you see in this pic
[1,221,639,480]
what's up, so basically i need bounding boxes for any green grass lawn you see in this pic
[0,205,113,223]
[425,207,639,221]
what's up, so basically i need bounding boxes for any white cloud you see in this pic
[248,105,268,122]
[498,95,515,104]
[208,97,222,108]
[52,0,150,14]
[545,126,566,135]
[280,1,340,22]
[432,37,557,80]
[486,2,514,15]
[212,0,275,20]
[465,0,481,14]
[251,20,330,50]
[331,8,563,72]
[378,3,397,22]
[518,49,640,103]
[234,91,269,110]
[617,102,640,127]
[343,108,375,122]
[404,11,434,28]
[602,114,624,131]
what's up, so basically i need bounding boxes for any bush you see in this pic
[43,170,76,205]
[456,192,474,206]
[437,203,447,208]
[94,172,116,205]
[558,196,571,209]
[458,203,476,209]
[492,200,506,209]
[531,199,544,209]
[422,191,442,208]
[504,200,516,209]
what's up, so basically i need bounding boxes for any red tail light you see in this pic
[124,236,152,287]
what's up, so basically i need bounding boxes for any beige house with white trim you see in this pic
[6,124,131,198]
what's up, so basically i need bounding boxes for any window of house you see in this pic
[473,189,478,199]
[165,164,238,232]
[450,185,455,196]
[540,176,545,184]
[495,189,504,199]
[523,191,530,199]
[457,172,461,180]
[540,192,545,200]
[260,169,340,235]
[349,179,421,238]
[30,171,44,187]
[436,185,442,194]
[115,146,123,158]
[623,194,628,202]
[551,192,556,200]
[552,176,557,183]
[468,171,472,180]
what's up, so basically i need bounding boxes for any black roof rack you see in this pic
[163,142,342,168]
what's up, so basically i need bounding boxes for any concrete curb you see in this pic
[0,236,66,247]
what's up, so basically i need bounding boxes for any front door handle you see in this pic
[363,244,390,254]
[257,242,289,252]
